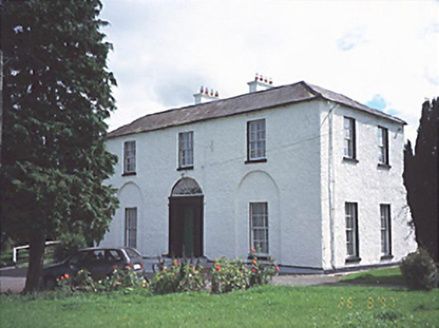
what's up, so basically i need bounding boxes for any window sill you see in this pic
[343,157,359,164]
[378,163,391,169]
[177,166,194,171]
[245,158,267,164]
[122,172,136,177]
[248,254,271,261]
[345,256,361,263]
[380,254,394,260]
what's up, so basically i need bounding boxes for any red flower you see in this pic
[64,273,69,279]
[60,276,64,281]
[250,248,255,253]
[113,265,117,269]
[275,266,279,272]
[252,268,256,272]
[216,266,221,271]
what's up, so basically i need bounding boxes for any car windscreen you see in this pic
[125,248,141,259]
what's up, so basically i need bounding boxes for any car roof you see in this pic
[77,247,126,251]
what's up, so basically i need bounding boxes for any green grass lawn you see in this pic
[340,267,406,286]
[1,285,438,327]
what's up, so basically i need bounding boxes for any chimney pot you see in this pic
[194,86,220,104]
[248,73,274,93]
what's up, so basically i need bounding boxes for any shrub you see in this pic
[53,233,87,262]
[400,248,438,290]
[57,267,148,294]
[210,250,279,294]
[248,248,279,287]
[149,257,206,295]
[210,257,249,294]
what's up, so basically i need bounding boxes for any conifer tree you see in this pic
[403,98,439,262]
[1,0,119,292]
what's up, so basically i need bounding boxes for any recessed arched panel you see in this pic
[235,170,280,261]
[107,182,143,249]
[118,182,143,205]
[171,177,203,196]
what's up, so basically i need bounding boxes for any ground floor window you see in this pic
[250,202,269,254]
[125,207,137,248]
[380,204,392,256]
[345,202,359,259]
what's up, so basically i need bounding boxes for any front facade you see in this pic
[101,80,417,272]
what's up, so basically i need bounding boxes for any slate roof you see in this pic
[107,81,406,139]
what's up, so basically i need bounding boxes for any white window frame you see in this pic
[125,208,137,248]
[378,126,389,165]
[178,131,194,168]
[345,202,359,259]
[124,141,136,174]
[250,202,269,255]
[247,119,266,161]
[344,117,356,159]
[380,204,392,256]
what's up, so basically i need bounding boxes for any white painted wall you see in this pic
[319,101,417,270]
[102,98,416,270]
[102,100,323,268]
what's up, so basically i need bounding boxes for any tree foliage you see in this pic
[0,0,119,291]
[403,98,439,262]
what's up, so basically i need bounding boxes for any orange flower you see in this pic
[216,266,221,271]
[64,273,69,279]
[275,266,280,272]
[252,260,257,265]
[174,260,179,266]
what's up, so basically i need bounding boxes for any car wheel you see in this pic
[43,277,56,290]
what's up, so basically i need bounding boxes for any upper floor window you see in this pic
[247,119,266,162]
[179,131,194,169]
[378,127,389,165]
[250,202,269,255]
[344,117,356,159]
[124,141,136,174]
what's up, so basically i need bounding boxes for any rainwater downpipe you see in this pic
[327,102,338,270]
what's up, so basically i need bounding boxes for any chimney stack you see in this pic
[248,73,273,93]
[194,86,220,104]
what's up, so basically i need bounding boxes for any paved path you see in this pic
[271,273,344,286]
[0,267,27,293]
[0,277,25,294]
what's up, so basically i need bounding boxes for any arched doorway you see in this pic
[169,178,203,257]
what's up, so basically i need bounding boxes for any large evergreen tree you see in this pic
[403,98,439,262]
[1,0,119,292]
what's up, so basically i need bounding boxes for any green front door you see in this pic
[182,207,194,257]
[169,196,203,257]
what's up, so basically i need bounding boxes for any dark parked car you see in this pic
[42,247,145,289]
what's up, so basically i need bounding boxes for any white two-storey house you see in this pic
[101,78,417,273]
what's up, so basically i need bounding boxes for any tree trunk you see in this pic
[23,233,46,293]
[0,49,3,169]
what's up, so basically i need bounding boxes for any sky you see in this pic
[100,0,439,143]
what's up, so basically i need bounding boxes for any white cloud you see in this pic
[101,0,439,143]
